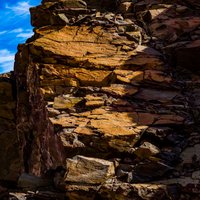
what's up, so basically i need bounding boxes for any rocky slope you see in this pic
[1,0,200,199]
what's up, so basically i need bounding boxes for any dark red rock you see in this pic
[175,40,200,72]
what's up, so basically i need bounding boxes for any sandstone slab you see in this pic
[65,155,115,184]
[53,95,83,109]
[99,180,178,200]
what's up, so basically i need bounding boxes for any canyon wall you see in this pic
[1,0,200,199]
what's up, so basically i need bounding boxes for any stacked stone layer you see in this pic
[0,0,200,199]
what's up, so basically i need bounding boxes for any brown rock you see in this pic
[54,110,148,153]
[133,142,160,159]
[53,95,83,109]
[65,155,115,184]
[175,40,200,72]
[180,144,200,165]
[102,84,138,96]
[130,160,173,182]
[99,180,178,200]
[69,68,113,86]
[0,76,21,182]
[29,26,163,70]
[85,95,105,107]
[144,70,172,83]
[65,184,98,200]
[114,70,144,84]
[118,2,133,14]
[150,17,200,42]
[6,0,200,198]
[134,88,180,103]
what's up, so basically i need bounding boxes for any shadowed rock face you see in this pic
[1,0,200,199]
[0,73,21,182]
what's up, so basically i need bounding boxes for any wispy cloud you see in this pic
[0,50,14,63]
[5,1,33,16]
[9,28,23,33]
[16,31,33,39]
[0,49,15,73]
[0,31,7,35]
[0,0,40,73]
[0,61,14,73]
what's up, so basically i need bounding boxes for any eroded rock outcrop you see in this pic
[0,73,21,182]
[1,0,200,199]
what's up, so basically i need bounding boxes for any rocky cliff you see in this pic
[1,0,200,199]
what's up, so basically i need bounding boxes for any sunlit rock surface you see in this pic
[0,0,200,199]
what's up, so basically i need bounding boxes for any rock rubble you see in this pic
[0,0,200,199]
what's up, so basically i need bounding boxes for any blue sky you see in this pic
[0,0,41,73]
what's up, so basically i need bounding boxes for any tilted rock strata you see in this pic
[0,0,200,199]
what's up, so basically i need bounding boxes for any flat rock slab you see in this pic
[50,107,184,154]
[65,155,115,184]
[99,180,179,200]
[30,26,164,70]
[50,109,148,153]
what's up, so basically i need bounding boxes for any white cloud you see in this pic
[0,61,14,73]
[9,28,23,33]
[0,49,15,73]
[0,49,14,63]
[16,32,33,39]
[5,1,33,16]
[0,31,7,35]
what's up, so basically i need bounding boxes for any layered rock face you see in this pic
[1,0,200,199]
[0,73,21,182]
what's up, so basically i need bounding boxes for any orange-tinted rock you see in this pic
[118,2,133,14]
[102,84,138,97]
[30,26,163,70]
[114,70,144,84]
[65,155,115,184]
[51,109,148,153]
[6,0,200,198]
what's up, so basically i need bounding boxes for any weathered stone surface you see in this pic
[130,160,173,183]
[65,155,115,184]
[180,144,200,164]
[29,26,163,70]
[98,180,179,200]
[134,88,180,103]
[51,109,148,154]
[15,45,65,177]
[114,70,144,84]
[118,2,133,14]
[150,17,200,43]
[2,0,200,199]
[53,95,83,109]
[102,84,138,97]
[132,142,160,159]
[0,74,21,182]
[65,184,98,200]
